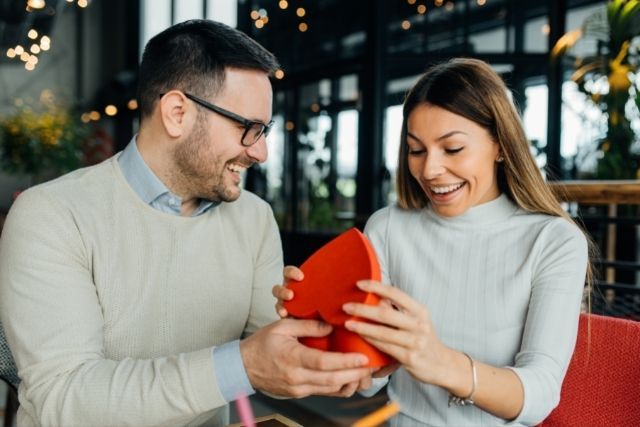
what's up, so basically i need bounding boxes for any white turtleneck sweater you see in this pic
[0,157,282,427]
[363,194,588,426]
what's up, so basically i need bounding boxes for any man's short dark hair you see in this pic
[137,19,279,119]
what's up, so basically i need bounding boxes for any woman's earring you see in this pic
[497,156,504,163]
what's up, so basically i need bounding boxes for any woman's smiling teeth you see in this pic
[430,182,465,194]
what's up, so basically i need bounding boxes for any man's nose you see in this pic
[246,135,268,163]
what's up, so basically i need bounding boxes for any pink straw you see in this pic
[235,393,256,427]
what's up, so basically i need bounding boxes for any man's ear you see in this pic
[159,91,194,138]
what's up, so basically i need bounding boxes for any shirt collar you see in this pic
[118,137,169,205]
[118,136,218,216]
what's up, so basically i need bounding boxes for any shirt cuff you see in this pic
[212,340,255,403]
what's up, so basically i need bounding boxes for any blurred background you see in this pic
[0,0,639,425]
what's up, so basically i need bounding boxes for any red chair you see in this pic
[538,313,640,426]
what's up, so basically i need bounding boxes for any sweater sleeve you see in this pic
[244,201,283,336]
[0,189,225,427]
[509,218,588,425]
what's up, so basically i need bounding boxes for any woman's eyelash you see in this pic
[445,147,464,154]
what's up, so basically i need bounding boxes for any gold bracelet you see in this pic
[447,352,477,407]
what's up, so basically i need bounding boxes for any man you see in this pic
[0,20,371,426]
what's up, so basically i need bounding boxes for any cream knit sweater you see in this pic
[0,157,282,426]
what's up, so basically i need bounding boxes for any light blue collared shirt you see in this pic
[118,138,254,403]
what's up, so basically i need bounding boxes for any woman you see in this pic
[275,58,590,426]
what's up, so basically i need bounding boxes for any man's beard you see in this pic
[173,119,241,203]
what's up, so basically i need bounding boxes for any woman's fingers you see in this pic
[356,280,427,319]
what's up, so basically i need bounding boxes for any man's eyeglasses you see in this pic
[182,92,274,147]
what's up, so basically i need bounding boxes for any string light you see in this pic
[296,7,305,17]
[30,44,40,54]
[28,29,38,39]
[89,111,101,121]
[255,20,264,29]
[105,105,118,116]
[298,22,308,32]
[445,2,455,11]
[6,48,16,58]
[477,0,486,5]
[250,10,259,20]
[278,0,288,10]
[401,20,411,30]
[127,99,138,110]
[285,121,295,131]
[417,5,427,14]
[274,69,285,79]
[77,0,88,8]
[26,0,46,10]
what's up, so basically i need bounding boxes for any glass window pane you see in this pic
[561,81,606,178]
[471,28,507,53]
[336,110,358,222]
[524,16,549,53]
[262,115,286,223]
[140,0,171,54]
[174,0,203,24]
[206,0,237,27]
[383,105,403,205]
[522,85,548,171]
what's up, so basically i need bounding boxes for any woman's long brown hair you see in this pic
[396,57,595,288]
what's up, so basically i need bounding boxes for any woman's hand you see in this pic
[342,280,451,386]
[272,266,303,318]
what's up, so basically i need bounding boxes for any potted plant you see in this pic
[0,95,89,185]
[552,0,640,179]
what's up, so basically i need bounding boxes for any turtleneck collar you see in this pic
[424,193,519,228]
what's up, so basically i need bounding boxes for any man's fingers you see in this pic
[295,344,369,370]
[293,366,372,389]
[283,265,304,282]
[272,285,293,301]
[275,304,288,318]
[278,318,333,338]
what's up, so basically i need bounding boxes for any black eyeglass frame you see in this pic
[179,92,274,147]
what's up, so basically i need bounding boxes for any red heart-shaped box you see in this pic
[284,228,394,367]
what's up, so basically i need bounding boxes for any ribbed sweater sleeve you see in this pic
[0,159,282,427]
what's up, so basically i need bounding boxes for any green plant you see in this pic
[552,0,640,179]
[0,97,89,179]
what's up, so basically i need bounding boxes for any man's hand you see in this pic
[272,266,302,318]
[240,318,372,398]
